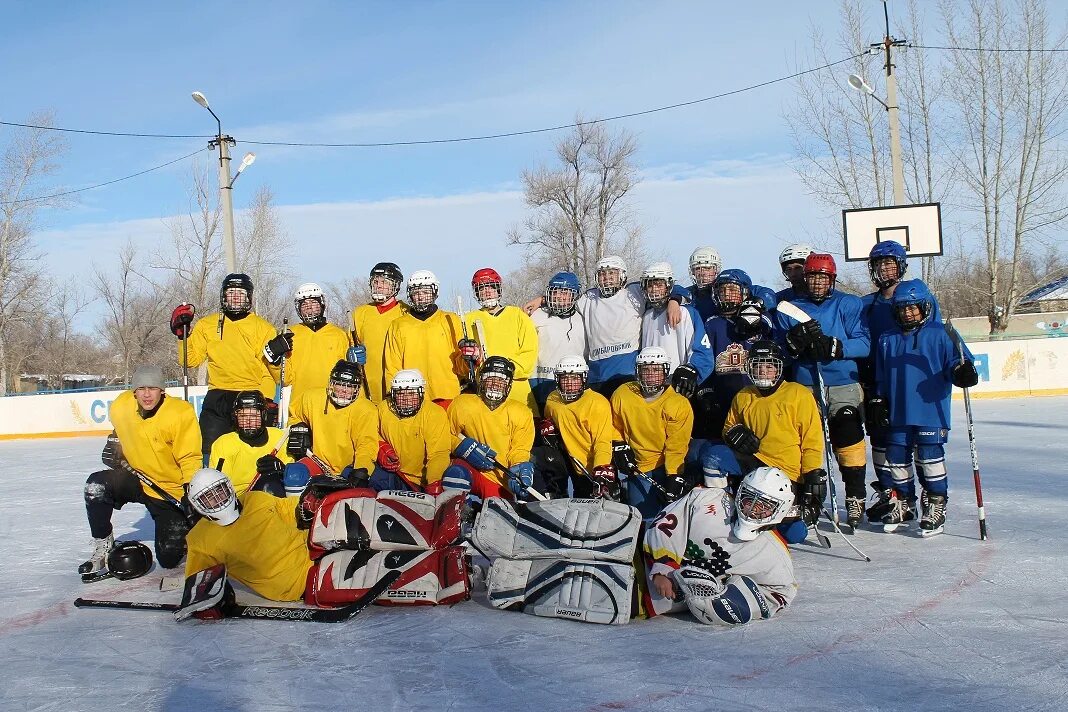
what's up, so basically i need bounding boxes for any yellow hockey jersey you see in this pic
[383,308,466,403]
[283,322,352,419]
[377,400,453,488]
[185,491,312,602]
[352,301,409,404]
[464,306,539,412]
[543,389,618,473]
[110,390,202,501]
[610,383,693,475]
[290,389,379,474]
[180,312,278,398]
[207,427,294,494]
[723,382,824,482]
[446,394,534,486]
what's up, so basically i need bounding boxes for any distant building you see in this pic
[1019,275,1068,314]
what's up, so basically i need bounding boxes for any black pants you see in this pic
[200,388,241,457]
[590,375,635,399]
[84,468,189,569]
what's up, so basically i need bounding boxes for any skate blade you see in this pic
[919,526,944,538]
[81,570,113,584]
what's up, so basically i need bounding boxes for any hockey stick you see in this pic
[456,296,478,386]
[944,321,988,541]
[777,300,842,524]
[276,317,289,429]
[566,453,624,502]
[489,457,547,501]
[349,328,371,400]
[242,427,292,495]
[75,570,400,623]
[117,460,196,526]
[180,309,190,404]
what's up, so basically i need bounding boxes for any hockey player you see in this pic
[870,280,978,534]
[541,356,620,498]
[171,273,279,457]
[638,262,714,400]
[859,240,942,514]
[266,283,352,421]
[288,360,379,476]
[444,356,538,502]
[529,271,587,410]
[374,369,453,492]
[775,253,871,528]
[775,243,814,302]
[686,246,722,321]
[643,465,798,624]
[80,365,201,580]
[352,262,409,404]
[383,269,467,406]
[207,391,293,494]
[180,468,468,613]
[464,268,539,412]
[610,347,694,519]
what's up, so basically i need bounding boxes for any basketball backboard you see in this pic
[842,202,943,261]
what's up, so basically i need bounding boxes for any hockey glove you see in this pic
[170,303,195,339]
[256,454,285,477]
[346,344,367,365]
[101,430,125,469]
[799,469,828,526]
[458,338,482,363]
[724,424,761,456]
[611,440,639,476]
[264,400,279,428]
[508,461,535,498]
[340,466,371,489]
[296,475,356,530]
[865,396,890,431]
[952,360,979,388]
[537,417,558,439]
[813,335,844,361]
[785,320,821,358]
[662,474,689,502]
[287,423,312,459]
[263,331,295,365]
[377,441,401,474]
[671,364,700,398]
[589,465,620,500]
[455,437,496,471]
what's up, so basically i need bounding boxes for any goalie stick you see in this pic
[944,321,988,541]
[456,295,478,387]
[75,570,400,623]
[276,317,289,428]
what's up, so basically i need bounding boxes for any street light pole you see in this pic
[880,2,906,206]
[192,91,238,273]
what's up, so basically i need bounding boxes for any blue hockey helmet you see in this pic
[545,272,581,317]
[713,269,752,316]
[868,240,908,289]
[891,279,934,331]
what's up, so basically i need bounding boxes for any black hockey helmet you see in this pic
[478,356,515,409]
[107,541,153,580]
[369,262,403,303]
[232,390,269,438]
[220,273,254,316]
[745,340,786,395]
[328,359,362,407]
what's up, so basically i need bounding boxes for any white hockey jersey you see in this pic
[642,486,797,618]
[530,308,587,384]
[640,303,714,380]
[577,282,646,384]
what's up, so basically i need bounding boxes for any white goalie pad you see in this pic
[470,497,641,563]
[308,546,470,607]
[486,558,634,625]
[308,489,464,558]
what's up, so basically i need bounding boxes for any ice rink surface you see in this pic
[1,396,1065,712]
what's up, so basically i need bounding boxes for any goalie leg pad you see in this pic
[308,489,465,558]
[675,572,773,626]
[486,558,634,625]
[306,546,469,607]
[470,496,641,563]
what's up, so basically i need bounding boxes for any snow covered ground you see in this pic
[1,396,1065,712]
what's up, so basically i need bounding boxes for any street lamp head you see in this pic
[847,74,875,94]
[191,91,210,109]
[238,152,256,171]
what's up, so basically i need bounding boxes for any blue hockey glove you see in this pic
[508,461,535,498]
[346,344,367,365]
[455,437,497,471]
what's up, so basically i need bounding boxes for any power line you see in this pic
[0,119,212,139]
[910,43,1068,53]
[0,148,206,205]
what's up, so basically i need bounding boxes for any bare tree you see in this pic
[508,118,646,289]
[323,277,369,333]
[236,185,292,325]
[36,283,94,389]
[0,115,67,394]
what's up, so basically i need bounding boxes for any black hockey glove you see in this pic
[263,331,295,365]
[287,423,312,459]
[724,423,760,456]
[611,441,639,476]
[296,475,356,530]
[343,467,371,489]
[671,364,700,398]
[799,469,828,526]
[101,431,125,469]
[662,474,690,502]
[865,396,890,431]
[952,360,979,388]
[813,335,844,361]
[786,320,822,358]
[256,454,285,477]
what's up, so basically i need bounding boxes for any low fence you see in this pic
[958,337,1068,399]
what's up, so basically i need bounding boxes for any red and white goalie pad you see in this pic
[307,489,464,559]
[306,546,470,607]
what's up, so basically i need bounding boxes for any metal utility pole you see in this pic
[878,1,907,206]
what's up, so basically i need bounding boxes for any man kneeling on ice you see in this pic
[174,466,471,620]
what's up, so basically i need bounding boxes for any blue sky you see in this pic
[3,1,885,306]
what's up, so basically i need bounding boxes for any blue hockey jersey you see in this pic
[774,293,870,387]
[875,324,972,429]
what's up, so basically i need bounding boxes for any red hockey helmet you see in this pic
[804,253,837,303]
[472,267,503,309]
[804,253,837,277]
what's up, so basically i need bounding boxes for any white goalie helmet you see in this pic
[389,368,426,418]
[635,346,671,396]
[554,355,589,403]
[732,466,794,541]
[188,468,240,526]
[689,247,722,287]
[595,255,628,298]
[406,270,440,313]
